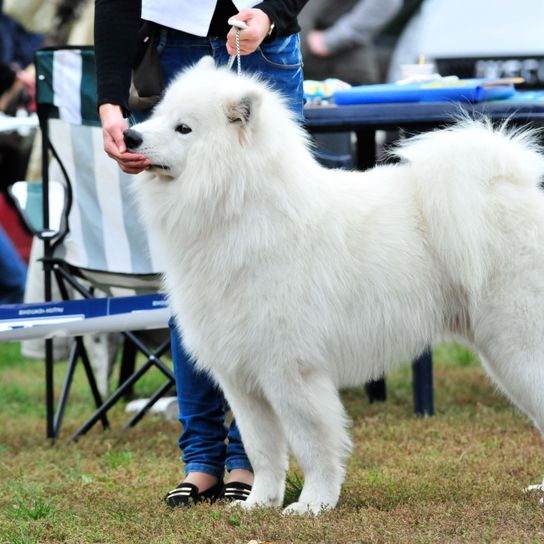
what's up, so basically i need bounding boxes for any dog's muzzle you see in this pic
[123,128,170,172]
[123,128,143,151]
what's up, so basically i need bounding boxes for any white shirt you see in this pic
[141,0,261,37]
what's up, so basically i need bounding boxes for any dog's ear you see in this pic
[224,91,261,127]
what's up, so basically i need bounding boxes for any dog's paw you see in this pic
[524,479,544,504]
[226,499,252,510]
[282,501,332,515]
[243,489,283,509]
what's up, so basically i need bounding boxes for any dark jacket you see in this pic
[95,0,308,111]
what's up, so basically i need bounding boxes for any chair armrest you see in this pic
[8,180,68,240]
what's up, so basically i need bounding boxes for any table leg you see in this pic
[365,378,387,403]
[356,129,388,403]
[355,129,377,171]
[412,349,434,416]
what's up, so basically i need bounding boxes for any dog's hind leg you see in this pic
[473,300,544,434]
[471,271,544,502]
[261,365,352,515]
[477,350,544,434]
[216,375,289,508]
[476,342,544,500]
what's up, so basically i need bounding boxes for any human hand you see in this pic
[0,65,37,112]
[98,103,150,174]
[16,65,35,95]
[226,9,272,56]
[307,30,330,57]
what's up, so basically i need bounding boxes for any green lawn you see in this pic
[0,341,543,544]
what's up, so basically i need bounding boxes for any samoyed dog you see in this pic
[126,57,544,514]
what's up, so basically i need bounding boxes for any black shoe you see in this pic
[218,481,253,502]
[165,479,223,509]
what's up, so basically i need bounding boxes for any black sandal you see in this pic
[165,479,223,509]
[218,481,253,502]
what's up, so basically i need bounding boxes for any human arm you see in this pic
[94,0,141,112]
[226,0,308,56]
[253,0,309,36]
[95,0,149,173]
[309,0,402,57]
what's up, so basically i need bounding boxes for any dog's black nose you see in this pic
[123,128,143,150]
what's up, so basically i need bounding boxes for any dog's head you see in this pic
[125,57,290,181]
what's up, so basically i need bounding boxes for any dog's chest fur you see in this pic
[152,176,449,385]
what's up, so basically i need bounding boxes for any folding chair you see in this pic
[10,45,175,441]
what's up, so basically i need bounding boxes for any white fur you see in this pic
[131,57,544,514]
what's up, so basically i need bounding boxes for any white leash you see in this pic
[226,18,248,75]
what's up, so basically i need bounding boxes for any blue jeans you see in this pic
[0,225,26,304]
[156,29,304,478]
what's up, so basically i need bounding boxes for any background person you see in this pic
[0,224,25,304]
[300,0,402,86]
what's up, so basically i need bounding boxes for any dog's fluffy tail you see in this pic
[395,119,544,295]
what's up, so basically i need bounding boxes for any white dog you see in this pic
[127,57,544,514]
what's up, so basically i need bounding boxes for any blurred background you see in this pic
[1,0,544,306]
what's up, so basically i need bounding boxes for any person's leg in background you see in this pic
[156,31,254,507]
[162,30,304,507]
[167,317,253,506]
[167,318,227,501]
[0,224,26,304]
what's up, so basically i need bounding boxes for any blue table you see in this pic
[304,94,544,168]
[303,94,544,415]
[304,94,544,131]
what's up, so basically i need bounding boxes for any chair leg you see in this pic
[45,338,56,440]
[68,350,172,442]
[118,337,137,400]
[123,378,175,429]
[412,348,434,416]
[77,337,110,430]
[52,340,80,437]
[365,378,387,403]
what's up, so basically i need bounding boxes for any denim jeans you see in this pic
[0,225,26,304]
[158,30,304,122]
[154,29,304,478]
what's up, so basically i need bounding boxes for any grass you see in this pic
[0,341,543,543]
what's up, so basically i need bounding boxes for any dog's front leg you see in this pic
[262,366,352,515]
[217,374,288,508]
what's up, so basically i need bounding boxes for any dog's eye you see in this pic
[175,123,192,134]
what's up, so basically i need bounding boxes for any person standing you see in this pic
[0,225,26,304]
[300,0,402,86]
[94,0,307,508]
